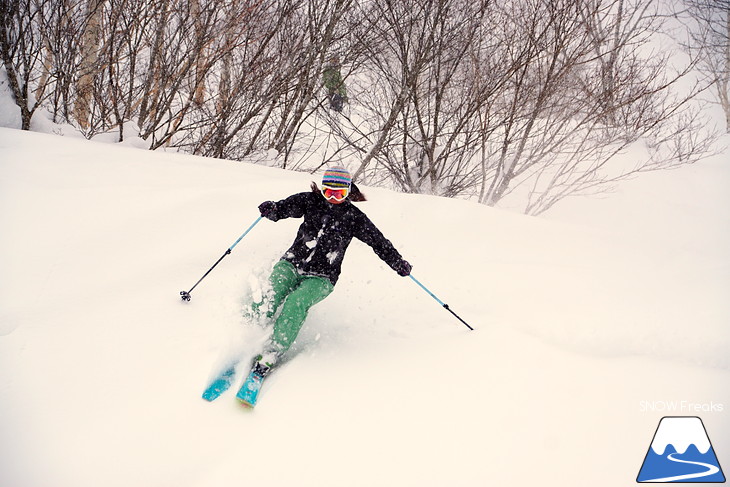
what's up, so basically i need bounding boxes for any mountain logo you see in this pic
[637,416,725,483]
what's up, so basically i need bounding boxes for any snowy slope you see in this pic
[1,127,728,487]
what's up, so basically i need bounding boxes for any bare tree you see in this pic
[327,0,718,214]
[42,0,86,125]
[169,0,299,159]
[3,0,719,217]
[73,0,103,129]
[0,0,65,129]
[469,0,715,214]
[680,0,730,131]
[99,0,148,140]
[517,0,719,214]
[347,0,490,191]
[389,0,491,195]
[270,0,355,163]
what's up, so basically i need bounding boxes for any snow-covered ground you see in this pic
[1,119,728,487]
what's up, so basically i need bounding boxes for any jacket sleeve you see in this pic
[354,212,404,271]
[267,192,310,221]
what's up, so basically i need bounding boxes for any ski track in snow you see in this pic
[641,453,721,482]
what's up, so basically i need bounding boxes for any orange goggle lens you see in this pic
[322,187,349,201]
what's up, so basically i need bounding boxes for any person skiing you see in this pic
[322,55,347,112]
[248,166,411,380]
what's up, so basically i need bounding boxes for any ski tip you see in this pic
[201,385,228,402]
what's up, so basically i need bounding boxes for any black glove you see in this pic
[258,201,277,221]
[394,259,412,277]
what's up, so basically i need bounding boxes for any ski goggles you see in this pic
[322,186,349,202]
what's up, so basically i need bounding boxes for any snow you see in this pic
[1,125,729,487]
[650,417,712,455]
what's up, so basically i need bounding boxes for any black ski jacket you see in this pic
[264,191,405,285]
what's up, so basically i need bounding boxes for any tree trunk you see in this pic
[74,0,104,130]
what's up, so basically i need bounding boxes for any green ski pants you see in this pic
[255,260,333,355]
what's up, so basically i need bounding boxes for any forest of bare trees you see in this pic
[1,0,726,214]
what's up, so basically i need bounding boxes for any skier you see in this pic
[248,166,411,380]
[322,56,347,112]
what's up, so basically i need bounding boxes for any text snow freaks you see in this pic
[639,401,724,413]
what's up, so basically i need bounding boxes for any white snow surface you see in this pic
[650,417,711,455]
[1,126,729,487]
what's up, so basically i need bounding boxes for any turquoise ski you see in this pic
[236,368,266,408]
[202,365,237,402]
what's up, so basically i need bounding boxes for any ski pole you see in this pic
[180,216,263,302]
[409,275,474,330]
